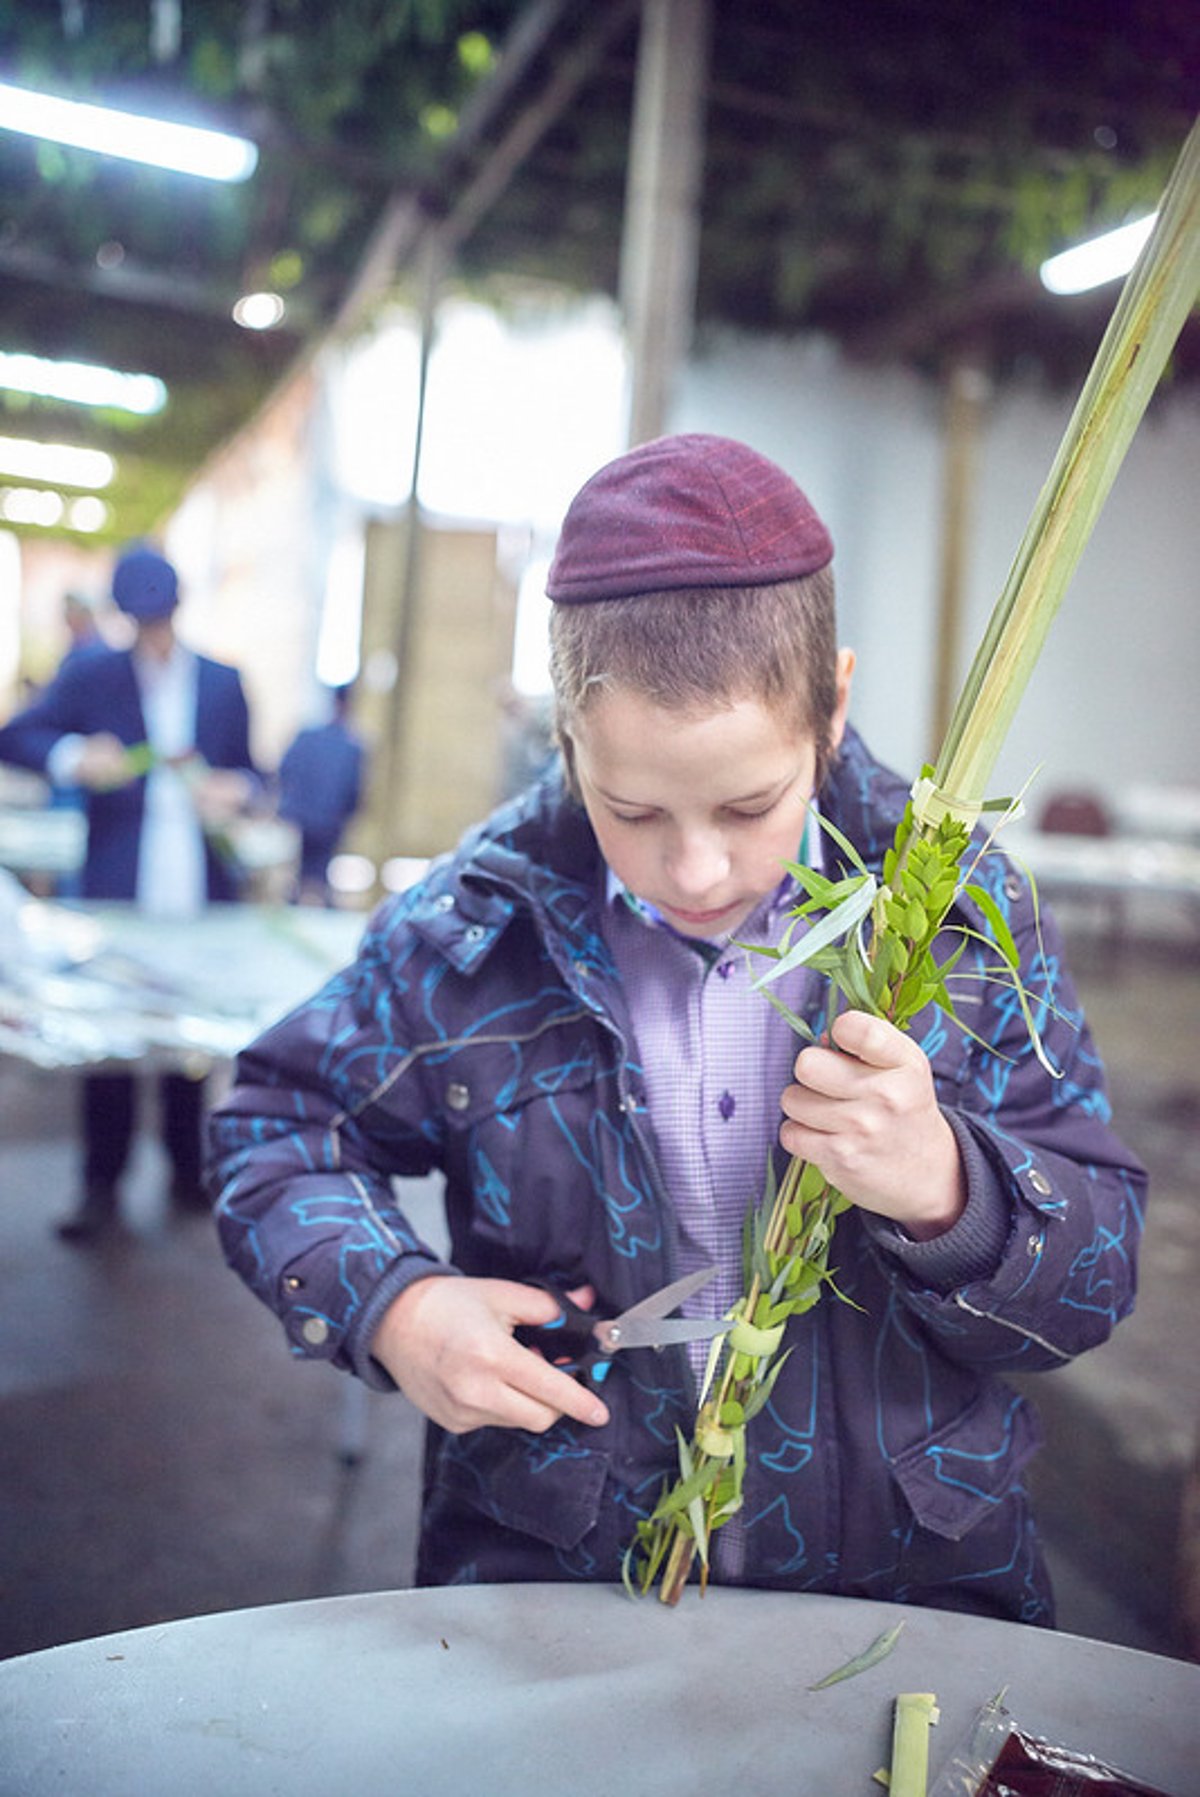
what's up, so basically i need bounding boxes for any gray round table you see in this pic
[2,1584,1197,1795]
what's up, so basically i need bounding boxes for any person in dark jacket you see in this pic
[0,544,258,1241]
[208,436,1145,1623]
[276,684,365,904]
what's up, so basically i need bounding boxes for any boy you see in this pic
[209,433,1145,1621]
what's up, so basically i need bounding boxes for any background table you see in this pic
[0,882,366,1070]
[2,1585,1197,1795]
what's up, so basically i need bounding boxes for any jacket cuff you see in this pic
[865,1110,1011,1294]
[347,1254,460,1391]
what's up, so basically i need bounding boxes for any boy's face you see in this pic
[572,655,853,940]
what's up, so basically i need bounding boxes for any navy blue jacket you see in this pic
[0,644,255,901]
[209,728,1146,1621]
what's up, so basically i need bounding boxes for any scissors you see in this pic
[515,1267,729,1386]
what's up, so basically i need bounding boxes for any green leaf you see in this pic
[752,876,876,989]
[963,881,1020,970]
[808,806,873,878]
[741,1346,794,1421]
[809,1619,906,1690]
[798,1160,827,1202]
[651,1432,724,1521]
[758,987,821,1041]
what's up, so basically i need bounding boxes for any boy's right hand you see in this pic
[369,1275,612,1436]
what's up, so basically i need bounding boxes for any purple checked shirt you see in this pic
[600,811,826,1326]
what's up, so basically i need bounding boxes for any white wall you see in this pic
[161,286,1199,811]
[675,326,1200,806]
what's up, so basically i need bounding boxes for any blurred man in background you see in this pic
[0,544,259,1241]
[277,683,365,905]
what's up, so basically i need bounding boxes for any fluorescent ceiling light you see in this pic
[1040,213,1157,295]
[0,350,166,415]
[0,434,114,488]
[0,79,258,182]
[0,487,109,533]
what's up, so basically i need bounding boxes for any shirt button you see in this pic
[718,1090,736,1120]
[1028,1169,1052,1196]
[301,1316,329,1346]
[447,1081,471,1112]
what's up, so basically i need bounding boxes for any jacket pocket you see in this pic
[889,1384,1043,1542]
[436,1425,610,1552]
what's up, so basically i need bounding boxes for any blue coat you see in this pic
[277,718,363,844]
[209,728,1146,1621]
[0,644,255,901]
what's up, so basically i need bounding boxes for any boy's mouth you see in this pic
[660,899,742,930]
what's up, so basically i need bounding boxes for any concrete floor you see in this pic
[2,924,1198,1666]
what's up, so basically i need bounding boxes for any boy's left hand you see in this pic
[779,1010,965,1240]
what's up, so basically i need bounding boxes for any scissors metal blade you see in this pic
[600,1313,730,1353]
[594,1266,728,1355]
[610,1265,718,1326]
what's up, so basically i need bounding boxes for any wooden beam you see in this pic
[620,0,713,445]
[929,359,991,758]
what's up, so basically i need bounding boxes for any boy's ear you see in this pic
[558,728,582,801]
[829,647,855,751]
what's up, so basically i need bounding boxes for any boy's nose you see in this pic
[666,831,730,898]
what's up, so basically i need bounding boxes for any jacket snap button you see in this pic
[1004,874,1022,902]
[1028,1169,1052,1196]
[301,1316,329,1346]
[434,893,454,912]
[447,1081,470,1111]
[284,1274,304,1291]
[464,924,485,944]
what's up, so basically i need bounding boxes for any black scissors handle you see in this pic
[513,1285,611,1385]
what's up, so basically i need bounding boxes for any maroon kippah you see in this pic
[546,432,833,604]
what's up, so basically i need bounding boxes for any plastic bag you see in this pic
[928,1693,1178,1797]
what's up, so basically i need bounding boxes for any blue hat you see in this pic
[111,546,179,620]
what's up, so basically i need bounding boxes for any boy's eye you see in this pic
[611,809,657,825]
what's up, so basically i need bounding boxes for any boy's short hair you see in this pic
[550,571,840,778]
[546,433,842,785]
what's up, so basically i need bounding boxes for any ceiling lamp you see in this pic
[0,79,258,182]
[0,350,166,415]
[232,291,287,330]
[0,434,114,488]
[0,487,110,532]
[1039,214,1157,295]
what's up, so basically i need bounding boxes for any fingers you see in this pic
[193,768,253,824]
[778,1009,965,1233]
[77,733,136,790]
[793,1011,921,1084]
[370,1275,610,1437]
[496,1333,610,1434]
